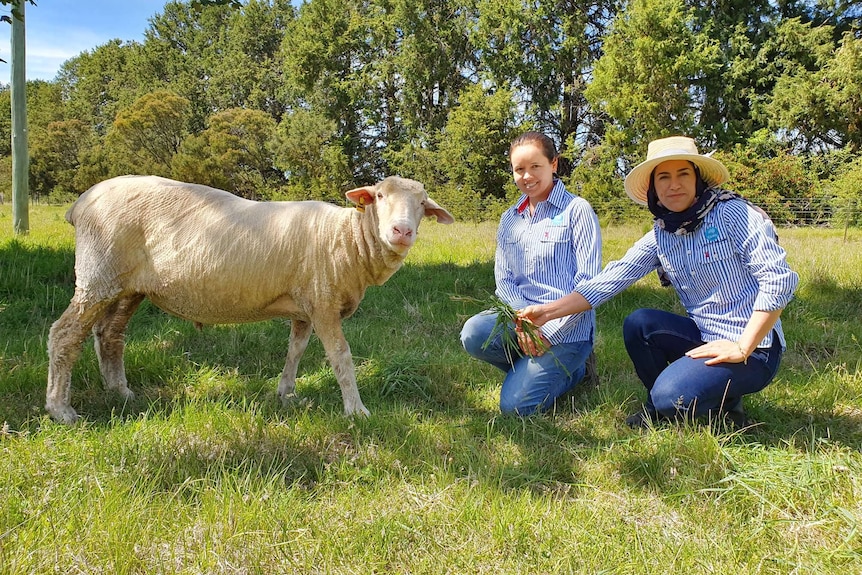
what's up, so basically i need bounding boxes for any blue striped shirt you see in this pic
[495,179,603,345]
[576,199,799,349]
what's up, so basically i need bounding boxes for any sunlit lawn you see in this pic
[1,203,860,574]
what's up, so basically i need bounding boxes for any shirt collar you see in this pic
[516,178,567,214]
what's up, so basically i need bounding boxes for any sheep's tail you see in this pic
[64,203,78,226]
[65,180,105,226]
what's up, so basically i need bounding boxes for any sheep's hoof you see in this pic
[279,392,298,408]
[113,387,136,401]
[345,403,370,418]
[46,404,80,425]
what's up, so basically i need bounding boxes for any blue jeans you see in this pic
[461,311,593,415]
[622,308,783,418]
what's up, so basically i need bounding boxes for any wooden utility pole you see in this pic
[10,0,28,234]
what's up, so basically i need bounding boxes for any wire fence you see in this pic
[595,197,862,230]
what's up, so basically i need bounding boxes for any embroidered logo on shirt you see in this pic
[704,226,720,242]
[550,214,565,226]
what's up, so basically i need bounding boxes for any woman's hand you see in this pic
[517,304,551,327]
[515,319,549,356]
[685,339,749,366]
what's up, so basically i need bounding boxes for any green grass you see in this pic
[1,204,860,574]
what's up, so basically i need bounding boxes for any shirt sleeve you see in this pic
[726,201,799,311]
[575,230,660,309]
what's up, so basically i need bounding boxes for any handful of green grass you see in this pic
[450,294,548,358]
[482,296,548,358]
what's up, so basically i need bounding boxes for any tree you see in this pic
[57,40,146,136]
[105,90,190,177]
[830,155,862,230]
[137,1,234,132]
[270,108,352,202]
[172,107,280,199]
[586,0,723,151]
[669,0,782,146]
[568,141,642,223]
[204,0,295,122]
[0,82,60,157]
[759,17,841,152]
[714,136,820,225]
[280,0,377,182]
[28,119,95,201]
[380,0,475,141]
[424,83,524,221]
[821,32,862,152]
[472,0,616,150]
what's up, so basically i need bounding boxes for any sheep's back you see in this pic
[69,176,366,325]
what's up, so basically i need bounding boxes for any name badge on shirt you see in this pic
[704,226,720,242]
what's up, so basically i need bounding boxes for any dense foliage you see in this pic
[1,0,860,222]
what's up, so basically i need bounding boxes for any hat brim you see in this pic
[623,154,730,206]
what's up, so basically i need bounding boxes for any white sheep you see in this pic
[46,175,454,423]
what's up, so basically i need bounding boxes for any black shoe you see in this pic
[701,406,756,430]
[625,407,663,429]
[583,351,599,387]
[723,408,755,429]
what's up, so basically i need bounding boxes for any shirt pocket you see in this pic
[697,238,735,265]
[536,227,572,273]
[694,238,737,290]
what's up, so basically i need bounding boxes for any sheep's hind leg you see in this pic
[278,319,313,406]
[47,294,115,424]
[93,294,145,402]
[313,316,369,417]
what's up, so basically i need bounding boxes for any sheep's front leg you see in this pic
[278,319,313,406]
[312,315,369,417]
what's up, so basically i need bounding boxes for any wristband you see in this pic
[736,342,748,365]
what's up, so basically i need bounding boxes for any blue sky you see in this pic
[2,0,170,81]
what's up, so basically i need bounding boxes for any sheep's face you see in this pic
[346,177,454,254]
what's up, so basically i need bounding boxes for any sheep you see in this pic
[46,175,454,423]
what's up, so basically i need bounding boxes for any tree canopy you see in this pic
[2,0,860,222]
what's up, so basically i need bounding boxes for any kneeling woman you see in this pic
[461,132,602,415]
[520,136,798,428]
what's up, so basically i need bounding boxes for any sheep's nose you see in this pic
[392,224,414,238]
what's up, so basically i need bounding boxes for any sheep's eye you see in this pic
[377,192,383,199]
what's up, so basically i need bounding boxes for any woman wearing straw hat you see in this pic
[460,131,603,416]
[519,136,798,428]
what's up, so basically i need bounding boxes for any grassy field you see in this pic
[1,203,860,574]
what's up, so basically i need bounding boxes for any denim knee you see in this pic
[460,314,489,357]
[499,389,544,416]
[649,385,687,416]
[622,308,654,343]
[499,394,522,415]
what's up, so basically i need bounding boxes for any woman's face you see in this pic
[510,143,557,204]
[653,159,698,212]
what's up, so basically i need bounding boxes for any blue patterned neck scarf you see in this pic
[648,186,717,235]
[648,186,762,235]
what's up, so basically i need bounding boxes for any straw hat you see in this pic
[624,136,730,205]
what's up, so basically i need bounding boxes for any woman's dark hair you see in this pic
[509,131,558,162]
[647,160,709,200]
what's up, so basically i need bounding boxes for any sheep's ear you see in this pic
[346,186,375,209]
[424,197,455,224]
